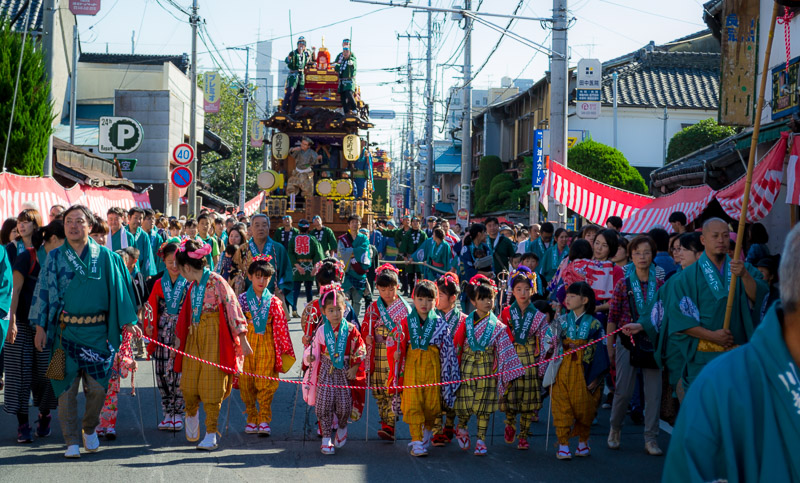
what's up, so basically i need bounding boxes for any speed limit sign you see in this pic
[172,143,194,166]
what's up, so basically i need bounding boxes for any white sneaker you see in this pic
[408,440,428,457]
[64,444,81,459]
[196,432,218,451]
[82,430,100,452]
[334,427,348,448]
[185,413,200,442]
[422,429,433,449]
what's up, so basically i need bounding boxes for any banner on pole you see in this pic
[203,72,221,113]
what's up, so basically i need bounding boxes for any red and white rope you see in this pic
[135,327,633,391]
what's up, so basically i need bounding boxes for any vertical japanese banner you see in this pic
[203,71,221,113]
[250,120,266,147]
[719,1,759,126]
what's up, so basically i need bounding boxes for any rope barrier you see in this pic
[377,259,449,275]
[136,326,630,391]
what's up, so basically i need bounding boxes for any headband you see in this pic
[376,263,399,275]
[319,282,345,307]
[469,274,498,290]
[312,259,345,281]
[438,271,459,287]
[252,254,273,264]
[510,267,535,288]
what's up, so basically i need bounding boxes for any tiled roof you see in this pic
[599,51,720,109]
[1,0,44,32]
[80,52,191,74]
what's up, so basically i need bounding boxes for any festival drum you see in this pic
[257,170,283,194]
[316,178,335,197]
[335,179,353,197]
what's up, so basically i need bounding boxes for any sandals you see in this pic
[557,447,572,460]
[321,437,335,455]
[408,440,428,457]
[456,428,470,451]
[431,434,449,447]
[504,424,516,444]
[244,423,258,434]
[576,443,591,457]
[443,426,455,441]
[377,423,395,441]
[473,439,488,456]
[334,428,348,448]
[258,422,271,437]
[517,437,529,450]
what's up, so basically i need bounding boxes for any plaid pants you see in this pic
[154,312,184,417]
[181,312,232,434]
[455,346,497,441]
[552,339,602,444]
[239,323,279,423]
[315,356,352,438]
[503,341,542,437]
[370,340,395,427]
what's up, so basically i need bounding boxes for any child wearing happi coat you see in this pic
[174,239,251,451]
[390,280,460,457]
[301,258,359,352]
[303,283,367,455]
[453,275,523,456]
[362,263,410,441]
[430,272,465,446]
[500,270,549,450]
[541,281,609,460]
[143,241,189,432]
[238,255,296,437]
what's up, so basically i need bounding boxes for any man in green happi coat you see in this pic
[310,215,337,257]
[31,205,140,458]
[282,36,312,114]
[665,218,768,392]
[333,38,358,114]
[105,207,135,251]
[663,224,800,482]
[127,206,157,278]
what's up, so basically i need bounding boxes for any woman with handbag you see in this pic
[606,235,665,456]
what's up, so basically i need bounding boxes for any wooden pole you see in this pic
[723,2,780,330]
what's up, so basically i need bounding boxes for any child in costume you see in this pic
[500,269,549,450]
[174,239,252,451]
[542,281,609,460]
[392,280,460,457]
[238,255,296,436]
[303,283,366,455]
[453,274,523,456]
[143,241,189,431]
[431,272,465,446]
[301,258,359,347]
[362,263,409,441]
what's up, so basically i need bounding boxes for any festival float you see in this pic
[258,36,381,234]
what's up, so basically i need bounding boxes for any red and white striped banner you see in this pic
[785,134,800,206]
[242,191,265,216]
[0,173,150,223]
[621,185,716,234]
[542,162,653,226]
[716,132,788,223]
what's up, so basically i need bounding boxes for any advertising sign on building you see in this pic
[250,120,267,147]
[203,71,221,113]
[532,129,587,189]
[719,0,759,126]
[98,116,143,154]
[577,58,602,120]
[69,0,101,15]
[772,56,799,121]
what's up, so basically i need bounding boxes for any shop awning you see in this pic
[542,162,653,227]
[622,185,716,233]
[435,202,455,214]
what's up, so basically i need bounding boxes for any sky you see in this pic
[76,0,712,153]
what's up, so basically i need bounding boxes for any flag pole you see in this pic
[723,2,780,330]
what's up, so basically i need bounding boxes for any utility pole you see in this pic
[187,0,199,216]
[459,0,472,225]
[69,24,78,145]
[42,0,56,177]
[407,52,416,215]
[424,1,434,218]
[230,46,252,210]
[549,0,569,224]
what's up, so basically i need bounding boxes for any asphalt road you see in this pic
[0,300,668,482]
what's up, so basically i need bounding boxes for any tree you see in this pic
[667,118,737,163]
[200,73,264,205]
[0,18,54,175]
[568,139,648,195]
[474,155,503,214]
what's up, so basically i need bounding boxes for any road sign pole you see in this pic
[187,0,199,216]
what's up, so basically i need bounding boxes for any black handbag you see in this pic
[619,279,658,369]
